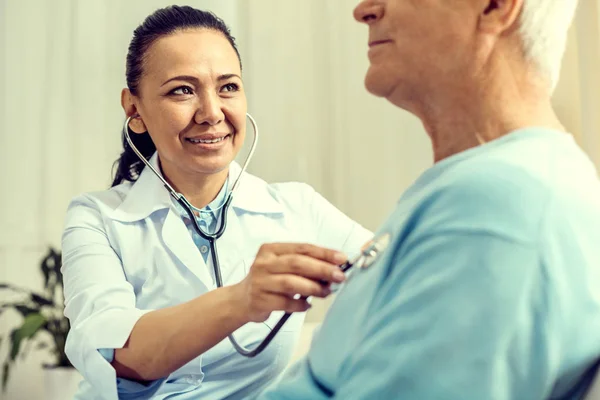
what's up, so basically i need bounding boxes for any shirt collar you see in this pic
[227,161,284,214]
[109,153,284,222]
[207,177,228,212]
[173,177,228,222]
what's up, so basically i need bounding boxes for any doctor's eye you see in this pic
[169,86,194,96]
[221,83,240,93]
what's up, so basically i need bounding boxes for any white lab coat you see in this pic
[61,154,371,400]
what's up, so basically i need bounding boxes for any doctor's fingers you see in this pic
[266,274,332,298]
[265,254,346,284]
[260,293,312,314]
[258,243,347,265]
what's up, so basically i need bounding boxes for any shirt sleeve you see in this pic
[333,231,554,399]
[62,195,166,400]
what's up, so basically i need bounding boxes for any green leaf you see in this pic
[2,362,9,392]
[10,313,46,360]
[18,313,46,337]
[8,330,19,361]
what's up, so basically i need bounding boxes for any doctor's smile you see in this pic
[183,133,233,151]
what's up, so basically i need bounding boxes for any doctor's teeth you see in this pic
[188,136,225,144]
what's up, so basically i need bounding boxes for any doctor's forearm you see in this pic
[112,285,248,381]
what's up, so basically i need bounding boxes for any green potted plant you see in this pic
[0,247,80,395]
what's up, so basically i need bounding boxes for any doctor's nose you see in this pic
[194,93,225,126]
[354,0,383,24]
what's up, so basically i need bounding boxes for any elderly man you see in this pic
[259,0,600,399]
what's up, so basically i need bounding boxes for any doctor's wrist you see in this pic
[224,284,252,327]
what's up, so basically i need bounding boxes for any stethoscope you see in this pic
[123,113,390,357]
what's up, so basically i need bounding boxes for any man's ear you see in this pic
[478,0,523,35]
[121,88,147,134]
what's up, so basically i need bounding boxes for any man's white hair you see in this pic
[518,0,579,91]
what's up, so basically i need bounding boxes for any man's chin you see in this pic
[364,67,395,99]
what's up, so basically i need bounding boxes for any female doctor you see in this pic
[61,5,371,400]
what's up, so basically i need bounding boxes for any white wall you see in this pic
[0,0,598,398]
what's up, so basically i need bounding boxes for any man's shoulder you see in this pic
[409,157,552,242]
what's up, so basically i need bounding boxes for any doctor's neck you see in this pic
[159,159,229,210]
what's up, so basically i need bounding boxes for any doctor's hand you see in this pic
[232,243,348,323]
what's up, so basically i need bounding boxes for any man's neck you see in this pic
[402,67,565,163]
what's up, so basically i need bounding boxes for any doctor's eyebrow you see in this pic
[161,74,242,87]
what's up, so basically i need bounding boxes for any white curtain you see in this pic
[1,0,599,398]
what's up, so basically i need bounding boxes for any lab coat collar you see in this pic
[228,160,285,215]
[109,153,284,222]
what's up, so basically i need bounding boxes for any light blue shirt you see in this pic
[259,128,600,399]
[175,179,229,264]
[61,155,372,400]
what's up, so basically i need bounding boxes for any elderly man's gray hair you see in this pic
[518,0,579,92]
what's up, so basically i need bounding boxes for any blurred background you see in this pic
[1,0,599,398]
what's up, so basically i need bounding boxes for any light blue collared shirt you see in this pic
[175,179,229,264]
[259,128,600,399]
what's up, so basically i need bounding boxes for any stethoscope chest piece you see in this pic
[356,232,391,269]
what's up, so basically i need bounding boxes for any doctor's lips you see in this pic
[185,133,232,145]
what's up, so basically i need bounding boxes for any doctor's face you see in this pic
[353,0,480,110]
[127,28,246,179]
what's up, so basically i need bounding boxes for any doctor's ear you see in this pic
[478,0,523,35]
[127,114,148,135]
[121,88,148,134]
